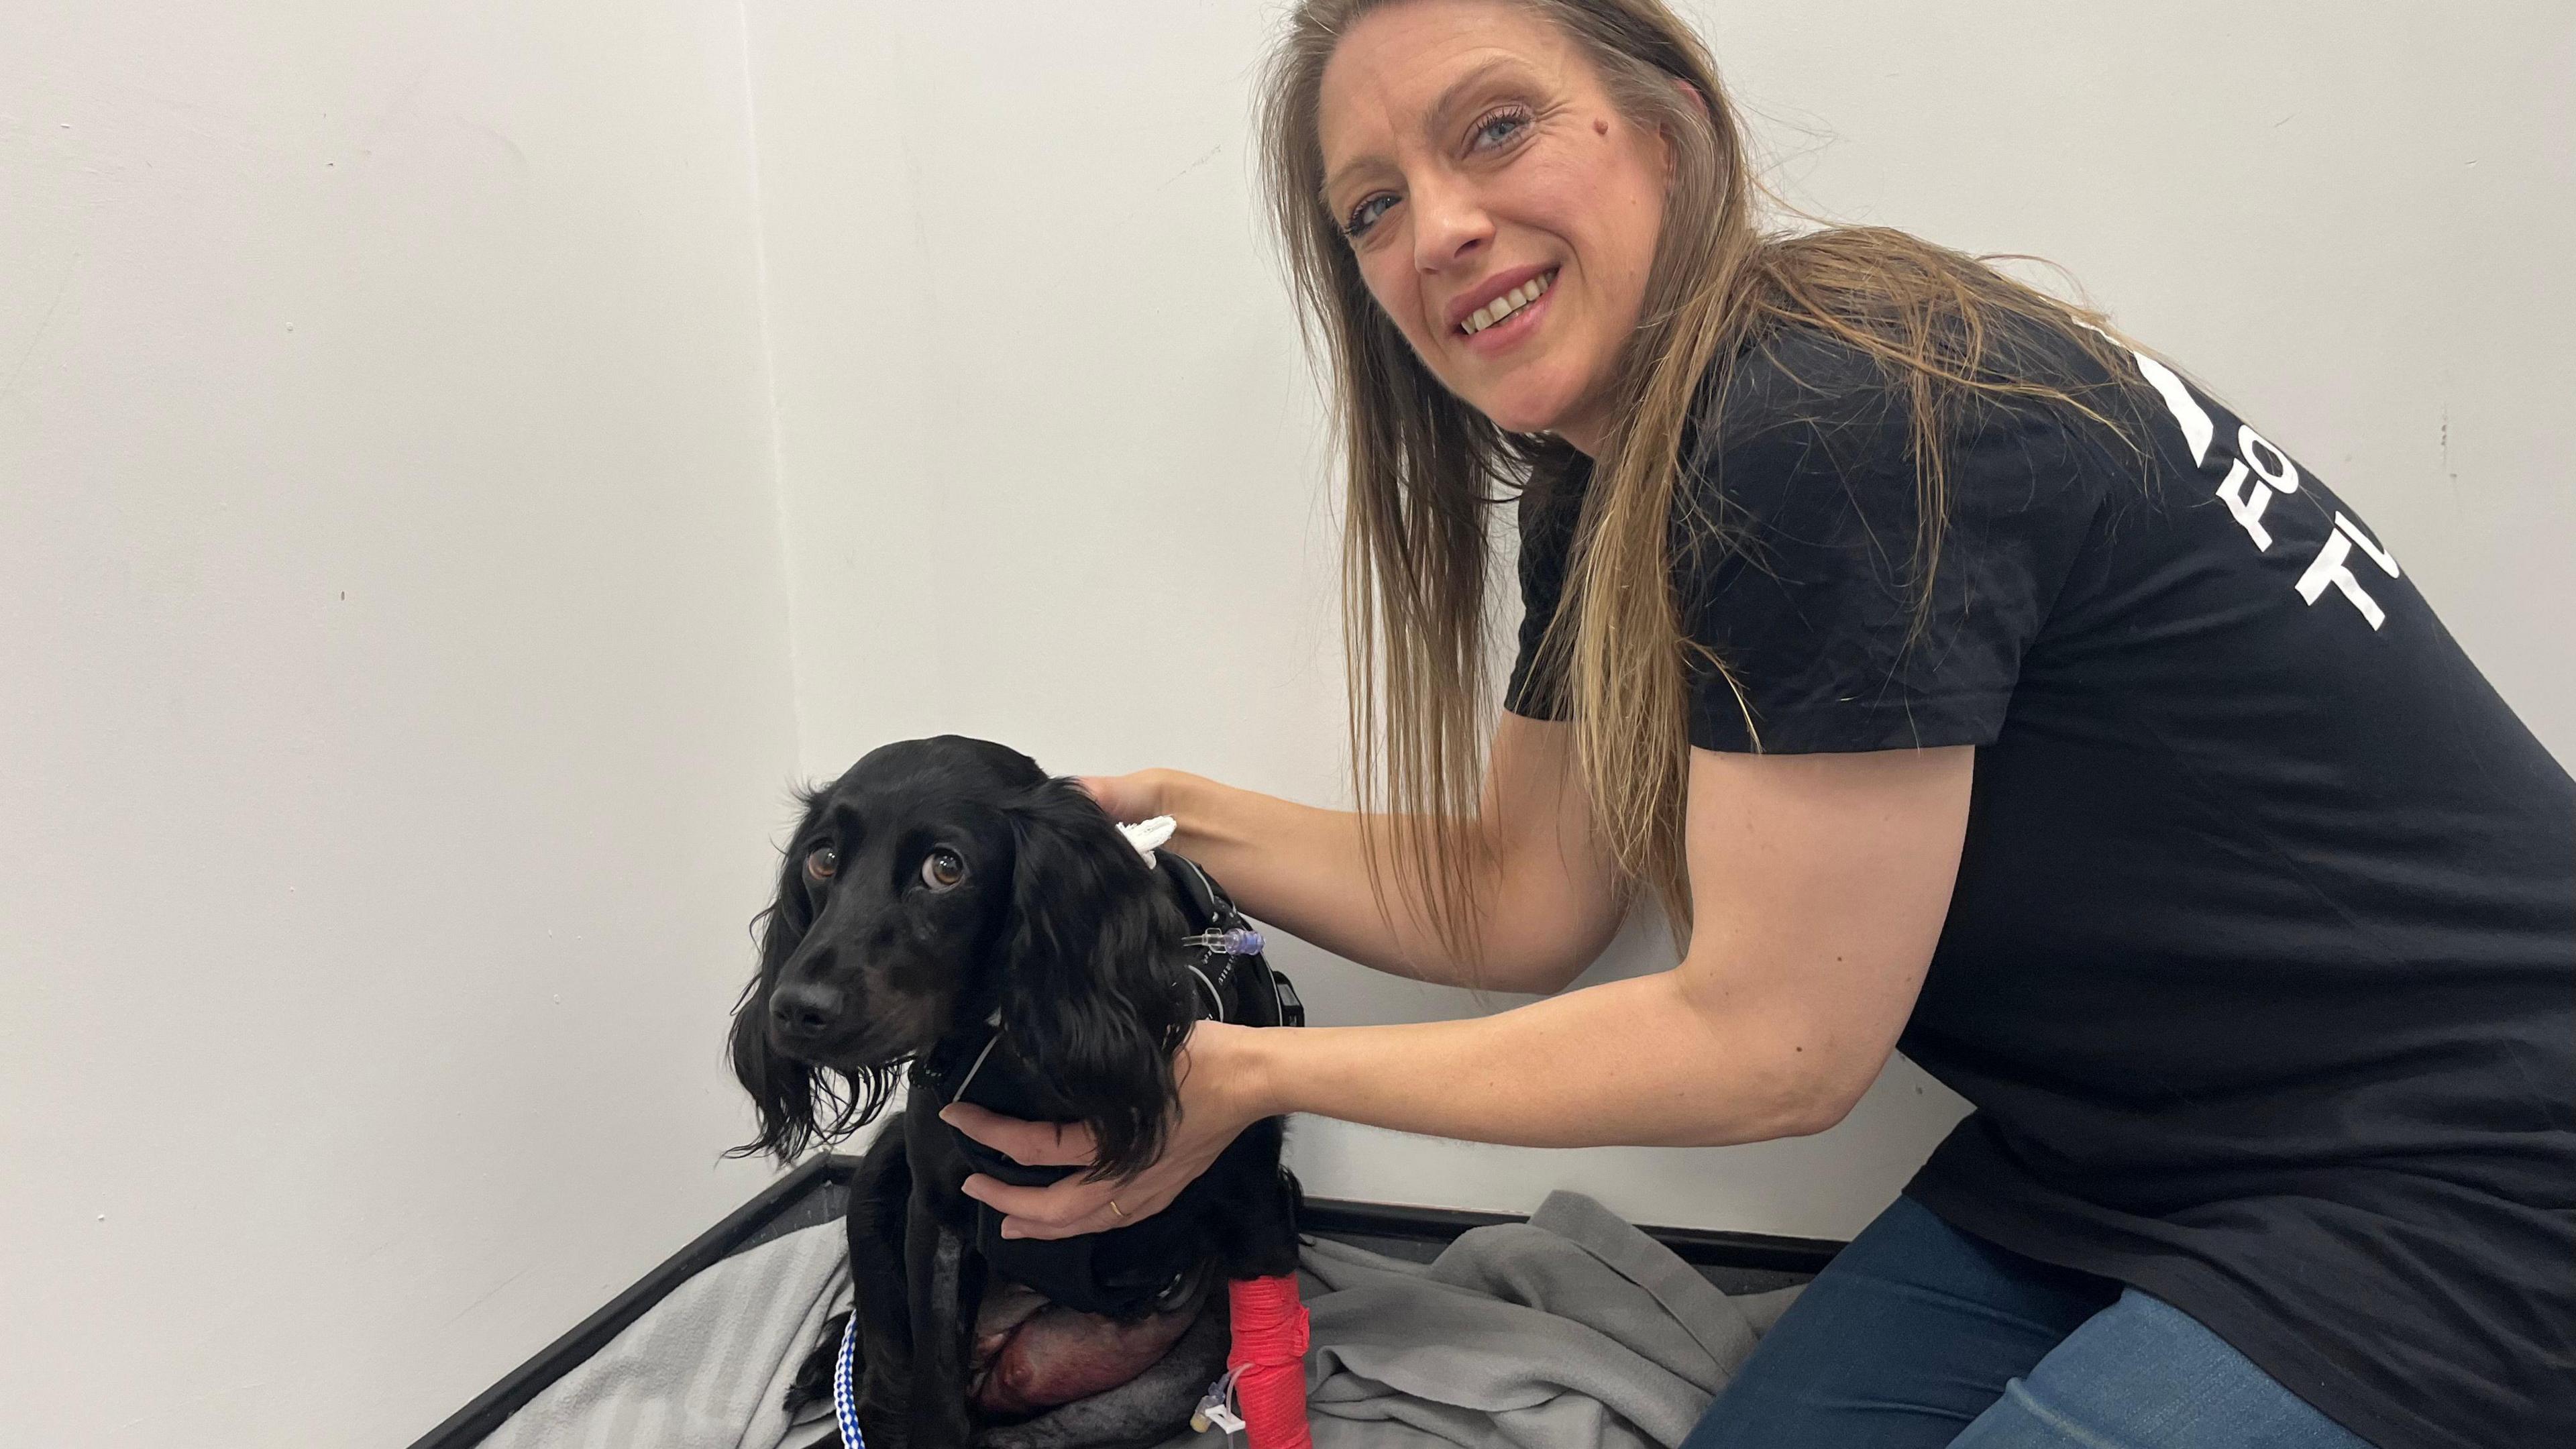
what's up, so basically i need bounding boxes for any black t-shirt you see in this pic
[1505,323,2575,1449]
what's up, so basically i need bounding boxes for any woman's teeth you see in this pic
[1462,270,1554,335]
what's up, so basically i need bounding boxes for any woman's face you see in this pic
[1318,0,1671,453]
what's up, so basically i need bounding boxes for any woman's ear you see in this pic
[1658,78,1706,184]
[1001,777,1192,1179]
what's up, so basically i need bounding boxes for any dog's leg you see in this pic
[1223,1126,1305,1282]
[905,1195,983,1449]
[1213,1142,1311,1449]
[841,1127,918,1444]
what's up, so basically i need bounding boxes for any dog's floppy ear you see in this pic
[727,785,901,1161]
[1002,777,1192,1179]
[729,788,826,1161]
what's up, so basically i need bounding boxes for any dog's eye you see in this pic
[920,849,967,891]
[804,846,839,881]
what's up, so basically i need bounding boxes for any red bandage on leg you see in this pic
[1226,1274,1311,1449]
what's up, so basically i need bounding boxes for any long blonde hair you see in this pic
[1257,0,2139,958]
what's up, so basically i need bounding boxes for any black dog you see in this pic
[731,737,1303,1449]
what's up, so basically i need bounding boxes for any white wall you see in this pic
[1,3,799,1445]
[742,0,2573,1242]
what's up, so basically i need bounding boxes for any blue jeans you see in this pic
[1683,1195,2375,1448]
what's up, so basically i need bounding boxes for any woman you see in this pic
[941,3,2575,1446]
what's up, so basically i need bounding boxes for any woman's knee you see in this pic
[1682,1197,2116,1449]
[1948,1290,2373,1449]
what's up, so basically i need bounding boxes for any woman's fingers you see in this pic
[937,1102,1099,1167]
[959,1170,1174,1240]
[1074,770,1166,825]
[940,1101,1138,1238]
[943,1022,1267,1241]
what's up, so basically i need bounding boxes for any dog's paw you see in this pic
[852,1397,911,1449]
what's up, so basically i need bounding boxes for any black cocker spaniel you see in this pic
[731,735,1302,1449]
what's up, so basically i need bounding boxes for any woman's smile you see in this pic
[1452,265,1558,354]
[1452,264,1555,337]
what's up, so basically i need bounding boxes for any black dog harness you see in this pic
[913,853,1302,1318]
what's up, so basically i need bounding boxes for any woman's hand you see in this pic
[1075,769,1175,827]
[938,1019,1271,1240]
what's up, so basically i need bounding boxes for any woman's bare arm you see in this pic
[1101,712,1627,996]
[952,744,1972,1238]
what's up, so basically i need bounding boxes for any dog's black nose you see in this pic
[769,981,843,1042]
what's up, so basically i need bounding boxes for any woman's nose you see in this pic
[1409,173,1493,272]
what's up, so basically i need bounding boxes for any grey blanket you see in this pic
[475,1191,1797,1449]
[1161,1191,1798,1449]
[477,1216,851,1449]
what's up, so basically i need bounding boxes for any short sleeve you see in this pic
[1677,329,2095,754]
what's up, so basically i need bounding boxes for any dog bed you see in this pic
[411,1157,1837,1449]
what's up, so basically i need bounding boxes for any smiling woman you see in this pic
[936,4,2576,1449]
[1260,0,2148,944]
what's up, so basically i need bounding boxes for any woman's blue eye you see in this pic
[1342,193,1397,237]
[1471,107,1532,150]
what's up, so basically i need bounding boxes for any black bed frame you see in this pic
[407,1155,1844,1449]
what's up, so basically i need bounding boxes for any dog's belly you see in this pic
[969,1279,1208,1417]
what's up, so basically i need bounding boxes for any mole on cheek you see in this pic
[1594,117,1609,136]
